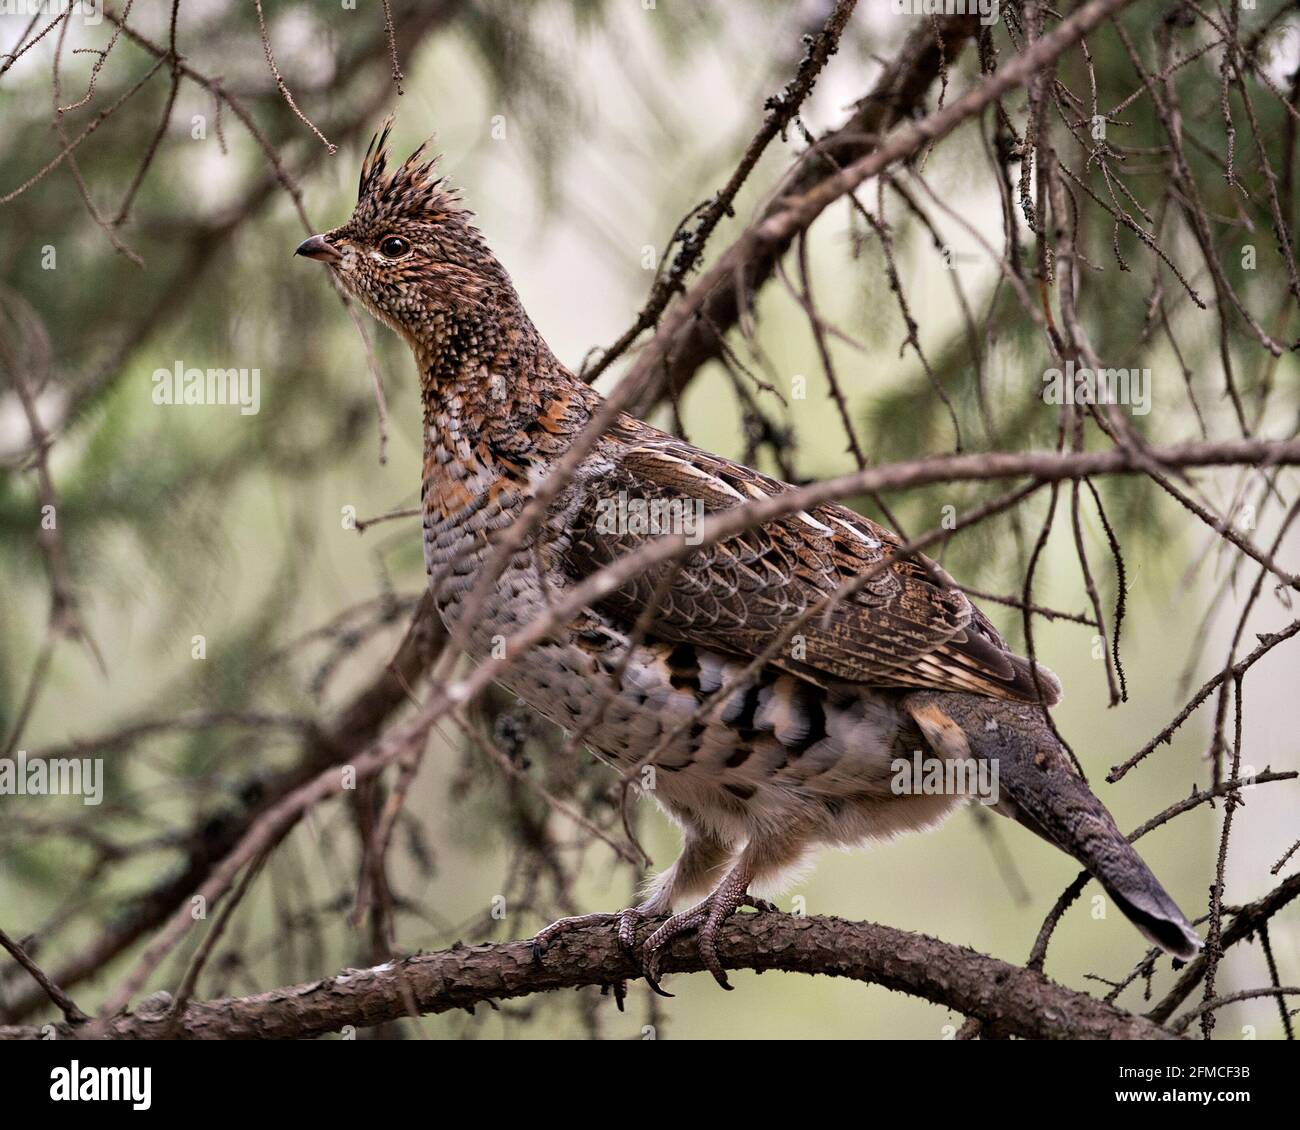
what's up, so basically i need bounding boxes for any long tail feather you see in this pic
[904,690,1202,960]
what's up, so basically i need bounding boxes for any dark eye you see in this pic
[379,236,410,259]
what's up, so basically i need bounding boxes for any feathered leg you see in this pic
[638,833,796,991]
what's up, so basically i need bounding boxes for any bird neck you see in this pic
[413,295,601,490]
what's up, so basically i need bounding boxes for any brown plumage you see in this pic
[571,421,1062,702]
[297,122,1201,989]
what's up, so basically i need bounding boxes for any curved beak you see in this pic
[295,234,342,263]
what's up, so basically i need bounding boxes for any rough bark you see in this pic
[1,914,1179,1040]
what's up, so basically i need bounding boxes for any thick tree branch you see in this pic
[0,915,1179,1041]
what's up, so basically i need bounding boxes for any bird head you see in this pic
[296,117,511,355]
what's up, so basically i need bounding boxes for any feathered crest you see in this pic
[357,115,396,201]
[357,114,464,222]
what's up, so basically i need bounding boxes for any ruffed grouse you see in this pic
[297,123,1202,989]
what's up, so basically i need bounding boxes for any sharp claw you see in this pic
[700,931,732,989]
[644,974,674,998]
[640,946,673,995]
[603,980,629,1011]
[531,909,645,967]
[705,948,732,989]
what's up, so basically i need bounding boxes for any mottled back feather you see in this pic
[564,415,1062,705]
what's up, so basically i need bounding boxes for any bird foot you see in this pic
[532,886,778,995]
[531,905,661,963]
[640,891,776,992]
[532,904,674,1003]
